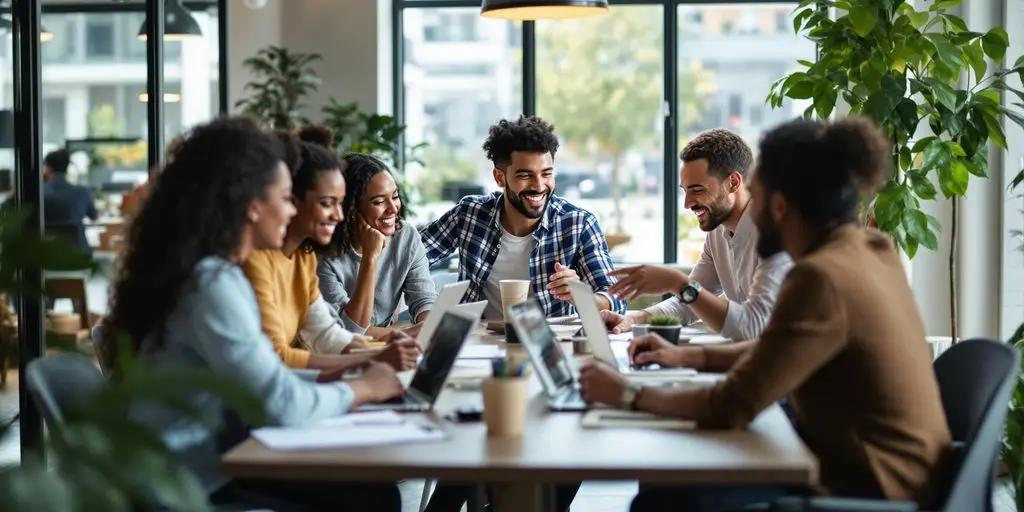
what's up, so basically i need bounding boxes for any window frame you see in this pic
[393,0,799,264]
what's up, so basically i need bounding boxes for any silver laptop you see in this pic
[568,281,697,378]
[508,301,588,412]
[416,281,471,347]
[355,309,477,412]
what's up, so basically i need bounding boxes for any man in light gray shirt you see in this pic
[603,128,792,341]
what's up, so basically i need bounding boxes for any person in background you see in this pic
[242,125,419,372]
[101,116,405,510]
[420,115,626,320]
[43,148,98,255]
[316,153,437,338]
[600,128,792,341]
[121,136,184,221]
[579,117,952,512]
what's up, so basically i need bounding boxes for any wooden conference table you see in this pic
[221,322,818,512]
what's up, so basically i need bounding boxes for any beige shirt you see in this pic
[645,207,792,340]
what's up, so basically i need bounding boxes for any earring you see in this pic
[248,213,259,223]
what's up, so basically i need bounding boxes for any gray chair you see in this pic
[91,324,110,376]
[771,338,1019,512]
[24,352,106,428]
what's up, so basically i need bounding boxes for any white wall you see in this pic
[227,0,392,118]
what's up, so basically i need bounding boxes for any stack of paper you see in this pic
[581,409,695,430]
[458,345,505,359]
[252,411,446,451]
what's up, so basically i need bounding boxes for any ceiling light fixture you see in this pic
[0,16,56,42]
[480,0,610,21]
[137,0,203,41]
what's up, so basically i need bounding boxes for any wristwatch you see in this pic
[620,382,644,410]
[679,280,703,305]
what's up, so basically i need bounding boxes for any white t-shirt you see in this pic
[483,226,535,320]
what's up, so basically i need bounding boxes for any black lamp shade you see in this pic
[481,0,610,20]
[137,0,203,41]
[0,16,57,42]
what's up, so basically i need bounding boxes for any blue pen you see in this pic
[515,361,527,377]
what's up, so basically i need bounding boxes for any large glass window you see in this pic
[402,7,522,226]
[537,5,665,263]
[676,3,814,264]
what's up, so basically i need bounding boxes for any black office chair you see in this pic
[771,338,1019,512]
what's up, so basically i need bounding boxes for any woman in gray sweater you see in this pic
[317,153,437,337]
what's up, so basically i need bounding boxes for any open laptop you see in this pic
[508,301,588,412]
[355,309,477,412]
[568,280,697,378]
[415,281,471,347]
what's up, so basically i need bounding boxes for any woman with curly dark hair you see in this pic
[102,116,405,510]
[241,126,420,372]
[316,153,437,337]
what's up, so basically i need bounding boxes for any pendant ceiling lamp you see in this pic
[0,16,56,42]
[481,0,609,21]
[137,0,203,41]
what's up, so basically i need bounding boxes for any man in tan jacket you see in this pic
[580,117,952,511]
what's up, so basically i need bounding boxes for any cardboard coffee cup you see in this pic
[500,279,530,344]
[482,377,529,437]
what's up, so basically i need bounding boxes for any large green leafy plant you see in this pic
[235,46,323,130]
[767,0,1024,340]
[0,207,267,511]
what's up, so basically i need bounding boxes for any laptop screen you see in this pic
[408,311,474,402]
[509,301,574,392]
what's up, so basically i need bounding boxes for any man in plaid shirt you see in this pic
[420,115,626,320]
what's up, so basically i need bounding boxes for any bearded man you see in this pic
[420,115,625,319]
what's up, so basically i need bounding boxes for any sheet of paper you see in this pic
[314,410,405,428]
[581,409,695,430]
[547,315,582,325]
[608,333,633,343]
[458,345,505,359]
[679,326,711,336]
[550,324,581,336]
[687,334,731,345]
[252,420,446,451]
[448,359,493,381]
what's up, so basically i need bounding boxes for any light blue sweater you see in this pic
[317,224,437,331]
[132,256,355,493]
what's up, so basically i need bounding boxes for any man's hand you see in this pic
[402,322,424,338]
[377,330,420,347]
[546,262,580,303]
[609,265,688,302]
[578,362,627,406]
[600,310,633,334]
[628,333,705,368]
[373,339,421,371]
[347,361,404,404]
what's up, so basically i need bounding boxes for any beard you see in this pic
[504,183,553,219]
[692,191,733,232]
[754,212,784,259]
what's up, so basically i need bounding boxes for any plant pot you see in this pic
[647,325,682,345]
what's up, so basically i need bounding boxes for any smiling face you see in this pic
[680,158,738,232]
[289,169,346,246]
[494,150,555,220]
[250,162,297,250]
[359,171,402,236]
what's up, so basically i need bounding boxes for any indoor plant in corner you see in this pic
[646,314,683,346]
[767,0,1024,342]
[235,46,323,130]
[1002,166,1024,512]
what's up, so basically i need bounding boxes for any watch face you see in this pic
[682,288,698,303]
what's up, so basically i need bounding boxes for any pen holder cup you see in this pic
[482,377,529,437]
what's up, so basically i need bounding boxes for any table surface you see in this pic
[222,327,818,486]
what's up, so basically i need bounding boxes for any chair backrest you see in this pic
[44,277,91,329]
[24,353,106,427]
[932,338,1019,512]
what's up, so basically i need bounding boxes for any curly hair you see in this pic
[757,116,890,227]
[482,115,560,169]
[102,116,284,370]
[318,153,405,258]
[680,128,754,180]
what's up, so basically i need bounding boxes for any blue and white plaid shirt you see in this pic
[420,191,626,317]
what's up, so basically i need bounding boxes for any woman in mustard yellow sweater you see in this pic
[242,125,419,372]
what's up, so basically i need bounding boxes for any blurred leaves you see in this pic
[0,206,265,510]
[766,0,1024,259]
[235,46,323,130]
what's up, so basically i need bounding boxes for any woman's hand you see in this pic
[356,214,386,259]
[373,336,421,371]
[347,361,404,404]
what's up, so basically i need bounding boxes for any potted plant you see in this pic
[235,46,323,130]
[646,314,683,345]
[767,0,1024,342]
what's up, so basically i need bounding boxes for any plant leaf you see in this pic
[907,169,938,200]
[965,40,988,82]
[981,28,1009,61]
[904,209,939,251]
[849,6,878,37]
[921,138,950,172]
[938,159,969,197]
[923,78,958,112]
